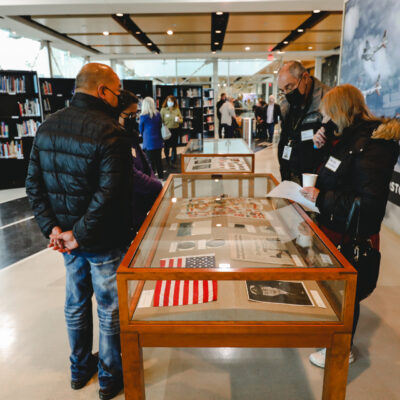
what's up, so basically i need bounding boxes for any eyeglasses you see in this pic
[278,74,304,95]
[121,111,136,119]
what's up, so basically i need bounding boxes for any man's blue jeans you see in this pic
[63,248,125,389]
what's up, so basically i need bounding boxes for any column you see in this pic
[315,56,323,80]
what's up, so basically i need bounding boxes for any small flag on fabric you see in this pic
[153,255,217,307]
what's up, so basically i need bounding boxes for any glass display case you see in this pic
[181,138,255,174]
[117,174,357,400]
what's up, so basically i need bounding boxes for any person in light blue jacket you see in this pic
[139,97,164,179]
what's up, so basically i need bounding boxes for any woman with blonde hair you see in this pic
[139,97,164,179]
[160,95,183,166]
[301,84,400,367]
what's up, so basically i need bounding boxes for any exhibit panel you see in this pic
[117,173,357,400]
[181,138,255,173]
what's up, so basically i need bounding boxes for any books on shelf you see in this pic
[41,81,53,95]
[16,119,40,137]
[0,140,23,159]
[183,120,194,129]
[180,87,201,97]
[43,98,51,112]
[17,99,40,117]
[0,122,9,137]
[205,116,214,123]
[203,99,214,107]
[0,75,26,94]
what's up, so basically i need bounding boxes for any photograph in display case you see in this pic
[246,280,314,306]
[229,233,296,265]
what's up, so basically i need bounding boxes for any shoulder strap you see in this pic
[344,196,361,238]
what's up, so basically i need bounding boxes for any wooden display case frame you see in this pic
[117,173,357,400]
[180,138,255,174]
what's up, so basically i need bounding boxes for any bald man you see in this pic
[26,63,133,399]
[277,61,330,183]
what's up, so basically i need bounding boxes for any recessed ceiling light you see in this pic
[147,42,152,46]
[297,28,304,33]
[214,42,219,45]
[245,46,250,51]
[116,13,123,17]
[135,31,141,35]
[12,31,16,35]
[167,30,173,35]
[273,70,278,74]
[313,9,321,13]
[308,46,313,49]
[216,11,223,15]
[283,40,289,44]
[212,51,216,54]
[215,30,222,34]
[103,31,109,36]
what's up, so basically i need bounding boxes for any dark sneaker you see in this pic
[71,352,99,390]
[99,380,124,400]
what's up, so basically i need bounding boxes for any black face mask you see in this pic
[285,75,305,106]
[322,119,339,140]
[123,117,140,146]
[101,86,122,119]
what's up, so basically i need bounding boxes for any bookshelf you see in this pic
[202,87,215,138]
[39,78,75,119]
[0,70,43,189]
[155,84,203,146]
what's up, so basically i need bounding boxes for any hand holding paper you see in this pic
[266,180,320,213]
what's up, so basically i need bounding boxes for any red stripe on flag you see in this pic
[160,259,166,268]
[168,258,174,268]
[153,281,163,307]
[183,280,189,305]
[177,257,182,267]
[193,280,199,304]
[163,280,171,306]
[203,280,209,302]
[212,281,218,301]
[173,281,180,306]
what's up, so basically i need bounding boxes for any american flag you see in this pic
[153,255,218,307]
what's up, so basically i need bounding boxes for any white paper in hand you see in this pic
[266,180,320,213]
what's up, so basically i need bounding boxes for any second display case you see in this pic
[181,138,255,174]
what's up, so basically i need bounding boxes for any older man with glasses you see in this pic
[277,60,330,183]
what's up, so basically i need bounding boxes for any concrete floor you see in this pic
[1,144,400,400]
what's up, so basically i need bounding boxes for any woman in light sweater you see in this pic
[160,95,183,166]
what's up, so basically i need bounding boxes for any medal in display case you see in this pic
[181,138,255,174]
[117,173,357,400]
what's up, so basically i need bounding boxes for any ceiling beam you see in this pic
[211,12,229,52]
[8,15,100,54]
[272,11,331,51]
[111,13,161,54]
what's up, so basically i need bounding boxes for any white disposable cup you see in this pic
[175,116,179,122]
[302,173,318,188]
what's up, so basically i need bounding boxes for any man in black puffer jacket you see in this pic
[26,63,133,400]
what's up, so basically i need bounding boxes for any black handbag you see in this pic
[338,198,381,301]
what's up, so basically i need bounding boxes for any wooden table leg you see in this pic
[322,333,352,400]
[120,332,145,400]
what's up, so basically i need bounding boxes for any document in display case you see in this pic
[181,138,255,174]
[117,173,357,400]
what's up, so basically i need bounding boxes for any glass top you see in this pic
[128,174,344,271]
[184,138,253,155]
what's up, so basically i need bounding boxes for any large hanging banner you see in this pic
[340,0,400,234]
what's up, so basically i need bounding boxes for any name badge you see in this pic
[301,129,314,141]
[166,114,170,118]
[325,156,341,172]
[282,145,292,160]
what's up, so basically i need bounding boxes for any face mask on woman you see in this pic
[167,100,174,108]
